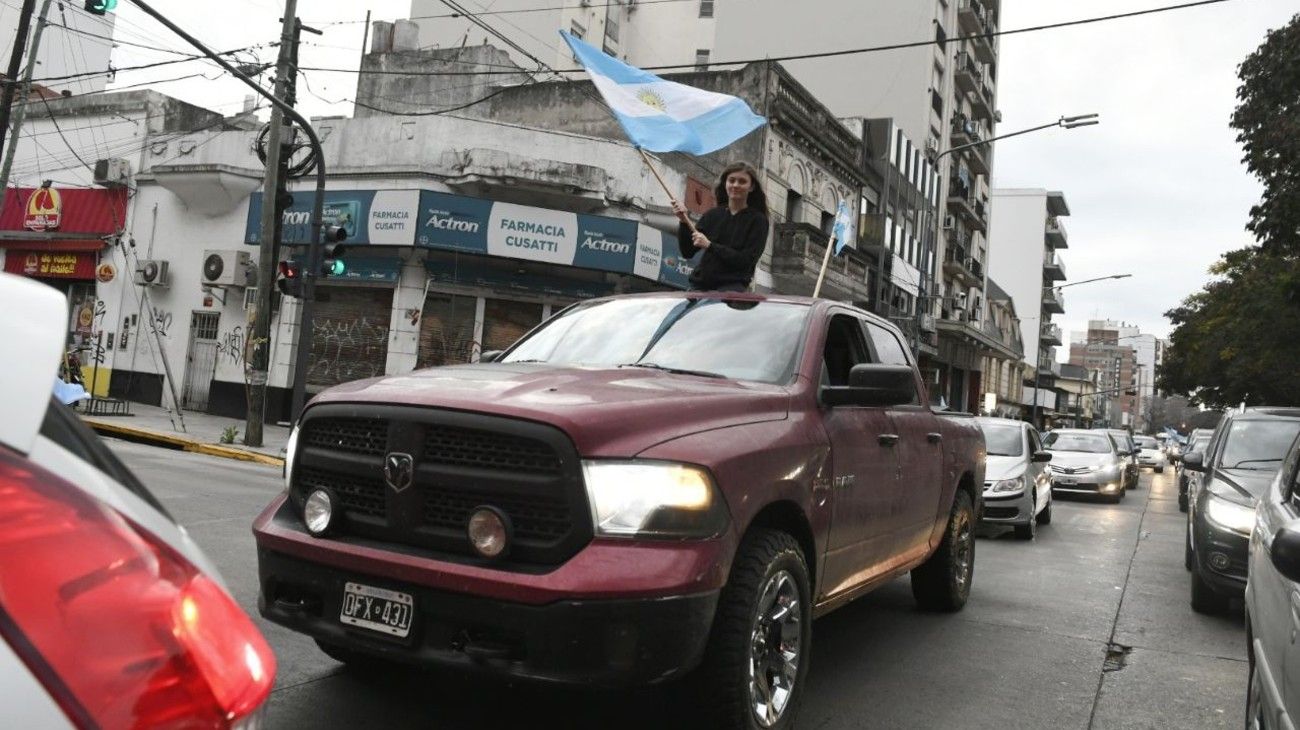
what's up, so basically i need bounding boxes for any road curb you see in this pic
[83,418,285,468]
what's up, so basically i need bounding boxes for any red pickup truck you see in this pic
[254,292,985,729]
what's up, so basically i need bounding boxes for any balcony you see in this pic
[947,186,985,231]
[1046,216,1069,248]
[969,80,995,123]
[1043,286,1065,314]
[958,0,989,36]
[942,242,983,288]
[1043,251,1066,281]
[771,222,871,301]
[971,30,996,63]
[1041,323,1063,347]
[950,114,980,148]
[954,53,981,96]
[965,142,990,176]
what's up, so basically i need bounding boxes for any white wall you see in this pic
[987,188,1052,367]
[0,5,113,96]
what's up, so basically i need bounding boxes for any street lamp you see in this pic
[1031,272,1132,429]
[915,112,1099,371]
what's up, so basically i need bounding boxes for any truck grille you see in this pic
[291,405,590,567]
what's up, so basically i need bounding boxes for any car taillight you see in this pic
[0,448,275,729]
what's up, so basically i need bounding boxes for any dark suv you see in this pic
[1184,408,1300,613]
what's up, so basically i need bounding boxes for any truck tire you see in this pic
[699,529,811,730]
[911,490,975,612]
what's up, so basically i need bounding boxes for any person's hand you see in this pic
[692,231,711,249]
[671,200,690,223]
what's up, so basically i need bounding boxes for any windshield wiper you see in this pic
[619,362,725,379]
[1225,458,1282,469]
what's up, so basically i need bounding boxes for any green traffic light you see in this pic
[84,0,116,13]
[326,259,346,277]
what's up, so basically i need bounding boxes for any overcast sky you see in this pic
[74,0,1297,354]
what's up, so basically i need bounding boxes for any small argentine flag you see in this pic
[831,200,855,255]
[561,30,766,155]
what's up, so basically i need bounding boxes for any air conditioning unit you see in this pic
[93,158,131,187]
[956,291,969,309]
[942,215,956,230]
[924,138,940,159]
[201,249,253,287]
[134,259,169,287]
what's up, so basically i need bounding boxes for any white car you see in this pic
[1134,435,1167,473]
[976,417,1053,539]
[0,273,275,729]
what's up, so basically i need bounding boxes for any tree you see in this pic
[1230,13,1300,255]
[1158,249,1300,408]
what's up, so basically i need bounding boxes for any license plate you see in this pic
[340,582,414,638]
[1056,476,1078,485]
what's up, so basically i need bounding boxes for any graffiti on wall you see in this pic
[308,316,389,385]
[215,327,246,366]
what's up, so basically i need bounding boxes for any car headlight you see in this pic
[283,423,301,490]
[1204,492,1256,536]
[991,475,1025,493]
[582,461,729,538]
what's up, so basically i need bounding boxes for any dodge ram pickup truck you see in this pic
[254,291,985,730]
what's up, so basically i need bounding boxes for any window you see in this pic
[821,314,871,387]
[934,22,947,50]
[570,20,586,40]
[605,17,620,41]
[866,322,911,367]
[820,209,834,235]
[699,0,714,17]
[785,189,803,224]
[694,49,710,71]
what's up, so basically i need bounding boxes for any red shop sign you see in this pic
[4,250,97,279]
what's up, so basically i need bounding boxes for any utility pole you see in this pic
[0,0,52,212]
[245,1,299,447]
[0,0,37,159]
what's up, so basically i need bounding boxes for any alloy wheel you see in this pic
[952,505,974,591]
[749,569,802,727]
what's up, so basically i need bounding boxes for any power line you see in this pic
[312,0,699,26]
[22,40,277,84]
[299,0,1232,78]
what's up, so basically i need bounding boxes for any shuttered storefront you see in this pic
[418,292,477,368]
[307,286,392,388]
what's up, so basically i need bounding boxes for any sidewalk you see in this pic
[80,401,289,467]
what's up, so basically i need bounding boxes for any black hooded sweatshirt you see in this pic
[677,206,769,290]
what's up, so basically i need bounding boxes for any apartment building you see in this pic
[986,188,1069,427]
[1069,326,1139,430]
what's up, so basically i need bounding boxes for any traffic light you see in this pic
[83,0,116,15]
[320,224,348,277]
[276,260,303,298]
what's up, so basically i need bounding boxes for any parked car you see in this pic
[0,273,276,729]
[1042,428,1127,503]
[254,292,987,729]
[1133,435,1167,473]
[1244,431,1300,729]
[1183,407,1300,614]
[1097,428,1140,489]
[976,417,1053,540]
[1178,432,1214,513]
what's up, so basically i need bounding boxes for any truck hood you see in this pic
[310,362,791,457]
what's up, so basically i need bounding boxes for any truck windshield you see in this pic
[501,297,810,384]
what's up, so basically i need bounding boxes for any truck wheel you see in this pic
[700,529,811,730]
[911,490,975,611]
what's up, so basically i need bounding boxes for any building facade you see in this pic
[1069,327,1139,429]
[976,278,1025,417]
[986,188,1070,426]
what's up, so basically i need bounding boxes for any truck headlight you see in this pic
[283,423,301,491]
[1205,492,1255,536]
[581,461,729,538]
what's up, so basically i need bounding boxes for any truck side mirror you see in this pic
[1182,451,1205,472]
[1031,451,1053,463]
[822,364,916,407]
[479,350,504,363]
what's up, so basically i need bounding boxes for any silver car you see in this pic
[976,418,1053,540]
[1134,435,1167,473]
[1043,429,1127,503]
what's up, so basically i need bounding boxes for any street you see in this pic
[112,439,1247,729]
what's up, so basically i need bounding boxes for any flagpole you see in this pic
[636,147,698,235]
[812,236,836,298]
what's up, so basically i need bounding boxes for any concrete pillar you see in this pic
[386,250,427,375]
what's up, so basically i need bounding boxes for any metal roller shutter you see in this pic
[482,298,544,353]
[418,292,477,368]
[307,286,392,388]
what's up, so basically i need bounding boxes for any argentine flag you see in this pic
[561,31,766,155]
[831,200,855,255]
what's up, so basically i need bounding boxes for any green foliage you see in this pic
[220,425,239,444]
[1160,14,1300,408]
[1230,13,1300,254]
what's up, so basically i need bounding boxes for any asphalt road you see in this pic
[110,439,1247,729]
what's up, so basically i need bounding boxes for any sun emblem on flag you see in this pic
[636,89,667,112]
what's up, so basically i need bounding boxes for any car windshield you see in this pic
[1217,419,1300,470]
[1043,433,1113,454]
[501,297,810,384]
[1135,437,1159,449]
[980,424,1023,457]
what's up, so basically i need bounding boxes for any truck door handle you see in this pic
[878,434,899,447]
[927,432,943,444]
[1291,592,1300,639]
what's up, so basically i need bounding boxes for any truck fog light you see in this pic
[468,506,511,559]
[1209,552,1230,571]
[304,488,336,536]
